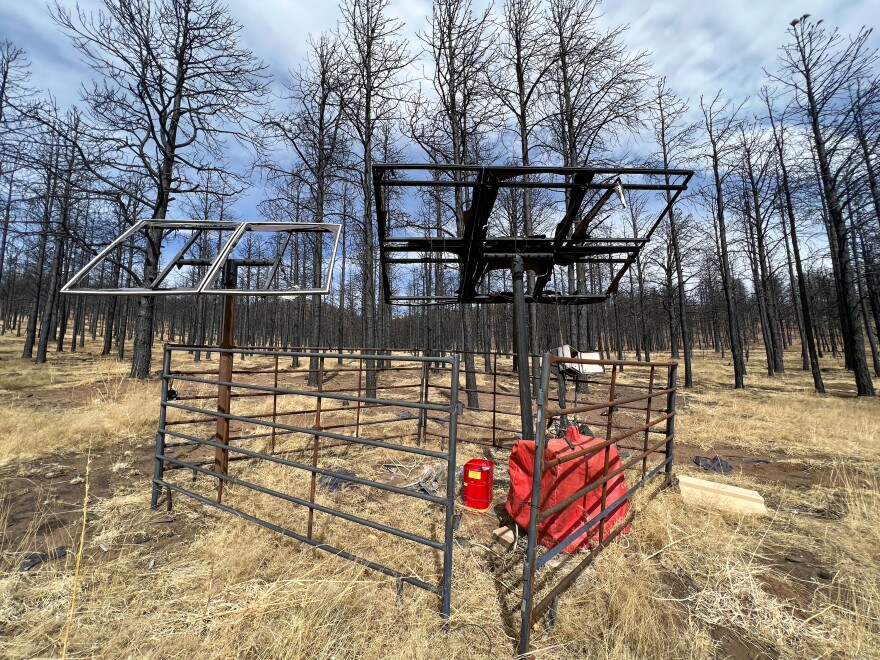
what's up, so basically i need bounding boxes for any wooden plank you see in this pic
[677,474,768,515]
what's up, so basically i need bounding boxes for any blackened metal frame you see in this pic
[151,345,462,616]
[374,163,692,443]
[373,164,693,306]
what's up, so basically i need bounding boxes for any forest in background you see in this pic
[0,0,877,397]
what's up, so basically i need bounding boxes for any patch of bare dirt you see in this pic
[0,441,197,572]
[674,443,842,490]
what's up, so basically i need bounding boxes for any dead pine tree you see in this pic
[52,0,270,378]
[764,90,825,392]
[648,77,698,386]
[1,41,36,303]
[768,15,875,396]
[700,91,747,389]
[493,0,555,391]
[268,34,348,386]
[544,0,650,352]
[339,0,411,397]
[416,0,499,409]
[735,120,786,376]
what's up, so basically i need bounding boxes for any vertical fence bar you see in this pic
[355,356,363,439]
[491,349,498,447]
[598,364,618,544]
[307,356,325,539]
[518,352,551,657]
[417,359,428,447]
[643,365,655,478]
[440,354,461,618]
[214,290,236,504]
[151,347,172,509]
[512,256,535,440]
[665,363,678,483]
[270,354,279,454]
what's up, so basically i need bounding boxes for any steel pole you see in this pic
[664,363,678,483]
[512,256,535,440]
[518,352,551,656]
[151,347,172,508]
[440,354,461,618]
[214,262,236,503]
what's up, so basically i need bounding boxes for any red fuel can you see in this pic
[462,458,494,511]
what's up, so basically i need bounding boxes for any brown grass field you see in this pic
[1,333,879,659]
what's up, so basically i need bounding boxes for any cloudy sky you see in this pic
[1,0,876,218]
[4,0,874,108]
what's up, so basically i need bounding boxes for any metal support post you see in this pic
[151,347,172,509]
[440,354,461,618]
[518,352,551,655]
[307,357,325,538]
[664,363,678,483]
[214,261,236,503]
[512,256,535,440]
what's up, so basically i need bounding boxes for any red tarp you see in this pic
[506,425,630,552]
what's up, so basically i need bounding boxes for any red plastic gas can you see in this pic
[462,458,494,511]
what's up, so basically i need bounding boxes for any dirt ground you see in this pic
[1,334,879,659]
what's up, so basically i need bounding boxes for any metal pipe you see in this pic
[150,347,173,509]
[511,256,534,440]
[665,364,678,483]
[643,366,655,478]
[270,354,279,454]
[440,354,461,618]
[307,357,324,538]
[214,263,236,503]
[518,353,551,656]
[599,365,619,543]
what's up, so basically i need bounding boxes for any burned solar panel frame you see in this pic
[373,164,693,306]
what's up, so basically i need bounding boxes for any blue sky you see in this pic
[1,0,876,222]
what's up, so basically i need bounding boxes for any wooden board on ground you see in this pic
[677,474,768,515]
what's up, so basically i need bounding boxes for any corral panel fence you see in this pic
[151,345,461,615]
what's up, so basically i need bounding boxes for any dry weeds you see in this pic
[0,334,878,658]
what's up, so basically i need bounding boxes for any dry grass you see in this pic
[0,334,879,658]
[0,335,163,466]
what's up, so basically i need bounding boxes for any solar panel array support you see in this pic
[61,220,342,502]
[373,164,693,441]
